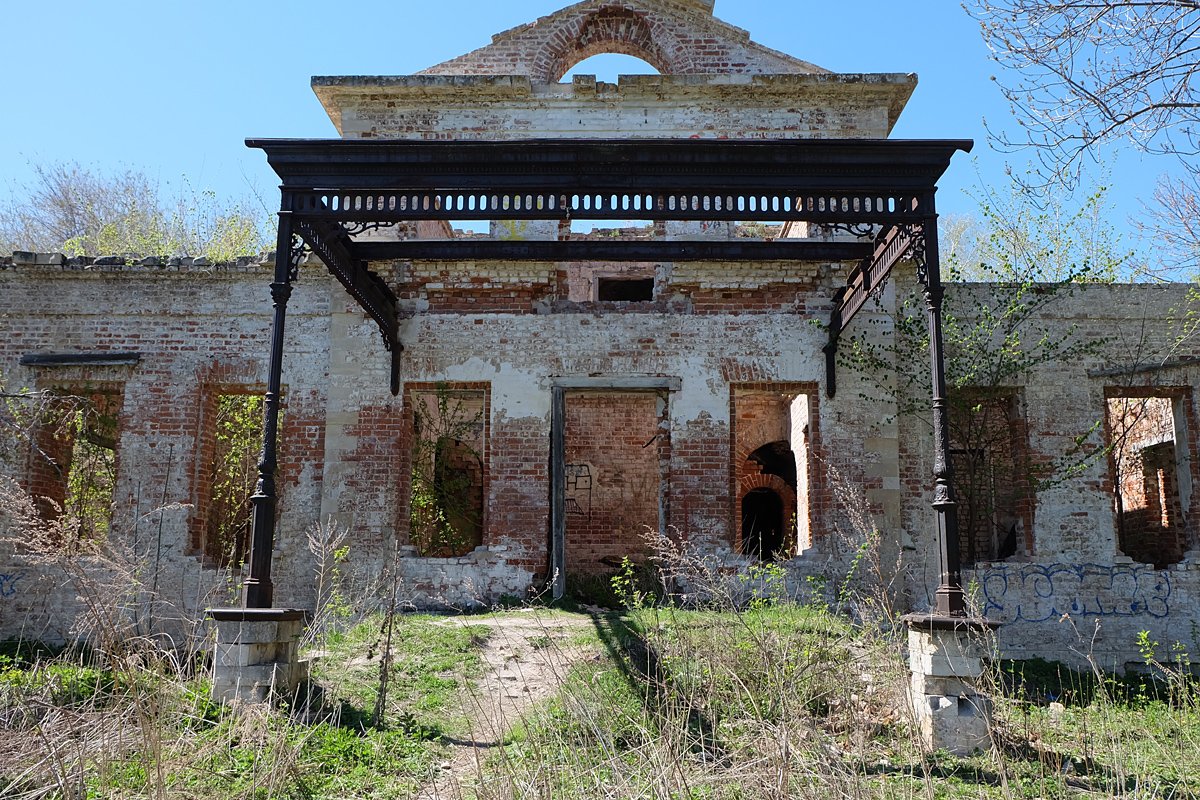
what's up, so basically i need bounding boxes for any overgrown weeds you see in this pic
[1,500,1198,799]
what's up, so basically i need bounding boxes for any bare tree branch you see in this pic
[0,162,270,260]
[967,0,1200,183]
[967,0,1200,274]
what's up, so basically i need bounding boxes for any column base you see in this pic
[902,613,998,756]
[207,608,312,705]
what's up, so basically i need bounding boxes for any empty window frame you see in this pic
[597,277,654,302]
[28,386,123,539]
[948,389,1030,566]
[730,384,815,559]
[193,390,265,566]
[407,384,488,557]
[1106,390,1193,568]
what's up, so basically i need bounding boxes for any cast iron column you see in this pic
[243,212,296,608]
[919,216,966,617]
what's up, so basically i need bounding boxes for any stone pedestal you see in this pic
[903,614,997,755]
[207,608,311,704]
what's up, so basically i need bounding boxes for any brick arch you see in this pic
[735,462,796,555]
[533,6,696,82]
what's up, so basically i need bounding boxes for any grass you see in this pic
[312,612,490,735]
[1,603,1198,799]
[478,602,1200,800]
[0,614,493,799]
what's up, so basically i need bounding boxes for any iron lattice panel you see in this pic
[289,188,928,223]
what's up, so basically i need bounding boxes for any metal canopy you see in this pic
[243,135,974,621]
[247,136,972,380]
[247,137,970,197]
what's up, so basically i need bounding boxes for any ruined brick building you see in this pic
[2,0,1198,669]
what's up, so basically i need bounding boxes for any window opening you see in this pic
[561,53,661,83]
[198,393,264,566]
[1107,393,1190,568]
[731,386,813,558]
[410,386,486,557]
[30,388,122,540]
[741,487,785,560]
[597,277,654,302]
[949,390,1027,566]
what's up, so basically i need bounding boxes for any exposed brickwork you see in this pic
[4,0,1200,673]
[0,261,332,637]
[949,389,1034,566]
[564,392,664,573]
[1105,391,1195,568]
[418,0,828,81]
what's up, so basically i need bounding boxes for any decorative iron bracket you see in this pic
[293,216,403,395]
[340,220,405,239]
[824,221,926,398]
[286,233,307,283]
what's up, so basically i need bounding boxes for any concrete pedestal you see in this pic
[207,608,311,704]
[903,614,997,755]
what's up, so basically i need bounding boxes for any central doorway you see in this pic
[549,379,676,597]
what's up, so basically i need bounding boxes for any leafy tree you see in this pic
[844,180,1125,561]
[0,161,269,261]
[943,180,1131,282]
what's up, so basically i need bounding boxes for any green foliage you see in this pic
[737,561,788,610]
[3,609,1200,799]
[61,395,119,540]
[840,181,1120,506]
[312,613,488,735]
[0,161,269,260]
[608,557,664,610]
[0,659,115,707]
[943,182,1131,283]
[204,393,264,565]
[409,385,485,557]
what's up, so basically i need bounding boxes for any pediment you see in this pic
[418,0,828,82]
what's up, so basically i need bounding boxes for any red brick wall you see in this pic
[1106,391,1192,567]
[564,392,663,574]
[419,1,818,82]
[489,416,552,573]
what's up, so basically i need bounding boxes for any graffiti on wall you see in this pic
[979,563,1171,622]
[565,464,593,519]
[0,572,22,599]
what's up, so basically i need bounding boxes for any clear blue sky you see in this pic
[0,0,1172,248]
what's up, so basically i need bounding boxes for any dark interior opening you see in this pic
[741,487,785,560]
[432,436,485,556]
[597,277,654,301]
[747,440,797,489]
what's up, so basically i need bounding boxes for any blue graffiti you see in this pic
[0,572,22,599]
[979,563,1170,623]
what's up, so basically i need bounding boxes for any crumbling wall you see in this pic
[0,254,332,642]
[307,255,901,606]
[417,0,827,81]
[897,278,1200,668]
[315,74,912,141]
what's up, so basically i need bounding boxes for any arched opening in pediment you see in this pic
[535,6,693,82]
[562,53,661,83]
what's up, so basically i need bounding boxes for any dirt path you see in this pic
[415,610,596,800]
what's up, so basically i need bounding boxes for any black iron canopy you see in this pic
[248,136,971,388]
[242,135,974,619]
